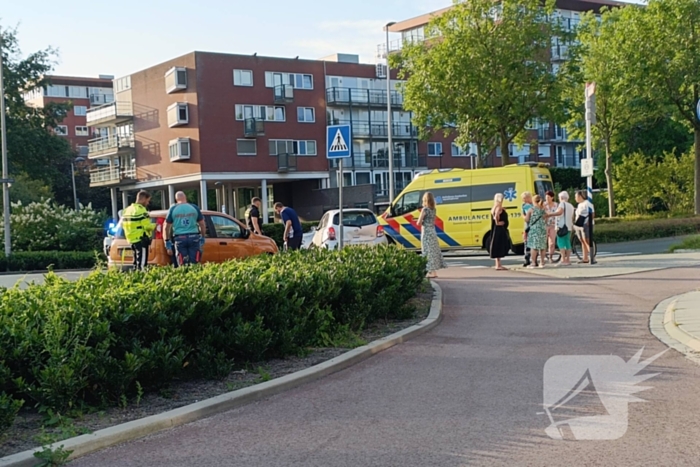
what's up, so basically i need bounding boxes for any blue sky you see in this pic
[2,0,449,78]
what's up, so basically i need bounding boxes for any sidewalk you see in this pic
[513,252,700,279]
[651,290,700,363]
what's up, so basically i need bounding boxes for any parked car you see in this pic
[302,209,387,249]
[107,210,278,270]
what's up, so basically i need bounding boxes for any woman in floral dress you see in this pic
[418,192,446,278]
[524,194,547,268]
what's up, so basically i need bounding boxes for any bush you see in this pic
[262,221,318,248]
[3,199,105,252]
[594,217,700,243]
[669,235,700,252]
[0,248,425,418]
[0,251,101,272]
[550,168,586,192]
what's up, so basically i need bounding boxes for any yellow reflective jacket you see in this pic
[122,203,154,244]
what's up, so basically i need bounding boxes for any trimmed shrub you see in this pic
[594,216,700,243]
[0,251,100,272]
[261,221,318,248]
[0,247,425,419]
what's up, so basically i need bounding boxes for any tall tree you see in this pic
[0,25,74,193]
[620,0,700,214]
[394,0,565,166]
[562,6,654,217]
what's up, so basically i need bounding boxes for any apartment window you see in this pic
[77,146,89,157]
[269,139,295,156]
[167,102,189,127]
[114,76,131,93]
[235,104,285,122]
[264,72,313,90]
[68,86,88,98]
[297,107,315,123]
[46,85,66,97]
[428,142,442,157]
[237,139,257,156]
[55,125,68,136]
[75,126,89,136]
[451,143,467,157]
[169,138,191,161]
[165,67,187,93]
[233,69,253,86]
[74,106,87,116]
[294,140,317,156]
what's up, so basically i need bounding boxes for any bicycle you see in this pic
[544,232,597,264]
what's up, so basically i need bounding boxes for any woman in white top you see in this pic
[574,190,595,263]
[545,191,575,266]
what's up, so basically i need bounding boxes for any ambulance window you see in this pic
[535,181,554,199]
[394,191,422,216]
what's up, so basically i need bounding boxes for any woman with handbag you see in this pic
[545,191,559,263]
[524,195,548,268]
[546,191,575,266]
[574,190,594,263]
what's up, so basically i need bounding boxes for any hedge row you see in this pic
[594,216,700,243]
[261,221,318,248]
[0,251,101,272]
[0,247,426,437]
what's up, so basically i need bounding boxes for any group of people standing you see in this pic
[490,189,595,269]
[414,188,596,277]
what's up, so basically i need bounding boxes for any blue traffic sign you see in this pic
[326,125,352,159]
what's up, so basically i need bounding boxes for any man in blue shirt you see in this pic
[274,202,302,250]
[164,191,207,265]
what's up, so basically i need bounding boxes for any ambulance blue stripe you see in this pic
[402,223,423,241]
[383,226,415,248]
[436,229,460,247]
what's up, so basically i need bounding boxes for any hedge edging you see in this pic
[0,251,101,273]
[594,216,700,243]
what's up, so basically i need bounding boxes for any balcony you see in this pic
[88,134,135,159]
[89,94,114,106]
[244,118,265,137]
[273,84,294,103]
[326,87,403,108]
[277,153,297,173]
[89,166,136,187]
[86,102,133,127]
[329,152,427,170]
[329,120,417,139]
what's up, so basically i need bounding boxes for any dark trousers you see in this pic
[286,235,302,251]
[174,234,202,265]
[524,247,532,265]
[130,239,149,270]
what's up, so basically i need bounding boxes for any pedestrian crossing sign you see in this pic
[326,125,351,159]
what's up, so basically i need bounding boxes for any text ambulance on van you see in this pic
[378,163,554,254]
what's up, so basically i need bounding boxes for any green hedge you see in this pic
[0,247,425,435]
[262,221,318,247]
[550,167,586,192]
[0,251,101,272]
[594,216,700,243]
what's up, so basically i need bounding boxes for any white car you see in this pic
[303,209,387,249]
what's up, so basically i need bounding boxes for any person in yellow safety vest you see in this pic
[122,190,155,270]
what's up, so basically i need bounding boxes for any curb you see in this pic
[649,292,700,365]
[673,249,700,254]
[0,281,443,467]
[0,268,94,277]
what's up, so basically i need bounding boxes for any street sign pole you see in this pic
[338,158,344,250]
[585,82,596,265]
[327,124,352,250]
[0,38,11,257]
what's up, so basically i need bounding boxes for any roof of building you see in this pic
[45,75,114,87]
[389,0,630,32]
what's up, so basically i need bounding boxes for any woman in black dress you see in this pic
[490,193,510,270]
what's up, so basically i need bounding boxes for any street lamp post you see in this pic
[0,35,11,256]
[385,21,396,203]
[70,160,79,211]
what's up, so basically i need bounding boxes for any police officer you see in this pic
[245,197,263,236]
[163,191,206,266]
[122,190,155,270]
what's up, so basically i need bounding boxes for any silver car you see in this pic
[303,209,387,249]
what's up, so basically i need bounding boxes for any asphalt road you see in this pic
[71,261,700,466]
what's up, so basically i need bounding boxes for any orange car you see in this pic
[108,210,278,270]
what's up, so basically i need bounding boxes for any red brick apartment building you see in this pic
[24,75,114,158]
[87,52,443,221]
[385,0,625,169]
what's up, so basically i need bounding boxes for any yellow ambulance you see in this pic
[379,162,554,254]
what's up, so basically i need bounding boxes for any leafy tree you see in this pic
[394,0,566,166]
[562,6,655,218]
[8,172,53,204]
[619,0,700,214]
[613,152,661,215]
[616,115,694,161]
[0,25,75,200]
